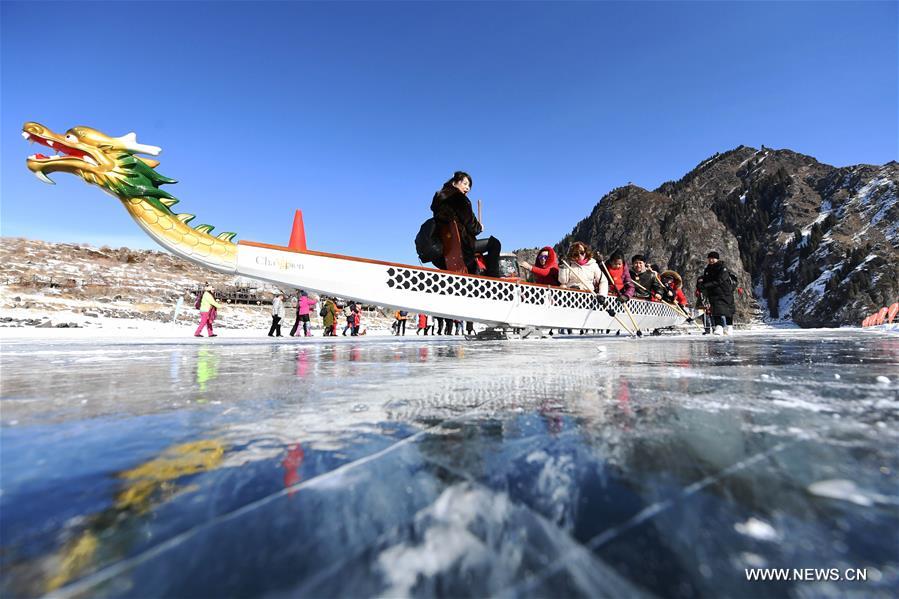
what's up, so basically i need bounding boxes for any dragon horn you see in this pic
[114,132,162,156]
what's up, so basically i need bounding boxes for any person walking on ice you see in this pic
[290,290,317,337]
[194,284,220,337]
[269,292,285,337]
[700,251,737,336]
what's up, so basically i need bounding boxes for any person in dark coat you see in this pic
[629,254,666,300]
[700,251,736,335]
[430,171,502,277]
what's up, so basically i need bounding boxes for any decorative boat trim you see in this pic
[236,240,684,330]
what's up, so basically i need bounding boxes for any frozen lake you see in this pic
[1,329,897,597]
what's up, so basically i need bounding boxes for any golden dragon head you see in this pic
[22,122,236,242]
[23,121,174,201]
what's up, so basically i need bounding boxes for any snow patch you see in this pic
[734,518,780,542]
[377,484,515,596]
[769,390,831,413]
[808,479,874,507]
[854,176,892,207]
[801,212,829,236]
[801,269,835,299]
[777,291,796,319]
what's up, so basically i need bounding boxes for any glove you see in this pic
[619,295,630,303]
[607,307,617,317]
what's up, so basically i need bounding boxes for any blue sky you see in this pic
[2,1,896,263]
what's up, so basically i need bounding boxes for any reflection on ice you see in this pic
[0,330,897,597]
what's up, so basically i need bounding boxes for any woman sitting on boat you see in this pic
[519,246,560,286]
[558,242,608,295]
[430,171,502,277]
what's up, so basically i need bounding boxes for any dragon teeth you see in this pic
[21,132,30,139]
[33,170,55,185]
[83,155,98,166]
[46,140,54,147]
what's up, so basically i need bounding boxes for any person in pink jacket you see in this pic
[194,285,221,337]
[290,290,317,337]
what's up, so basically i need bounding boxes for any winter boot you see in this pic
[726,325,734,336]
[713,325,724,336]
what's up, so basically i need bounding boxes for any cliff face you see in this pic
[548,147,898,327]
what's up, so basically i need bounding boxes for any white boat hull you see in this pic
[236,241,685,332]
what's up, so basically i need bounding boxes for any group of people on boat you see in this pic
[516,242,689,307]
[421,170,739,335]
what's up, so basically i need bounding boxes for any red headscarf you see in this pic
[530,246,559,285]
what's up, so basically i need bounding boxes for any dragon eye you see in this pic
[65,134,78,143]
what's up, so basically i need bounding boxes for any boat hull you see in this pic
[237,241,685,331]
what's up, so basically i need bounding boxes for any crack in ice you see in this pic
[508,441,795,594]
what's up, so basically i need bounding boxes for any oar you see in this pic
[651,271,705,331]
[599,261,642,336]
[633,276,704,331]
[559,259,637,337]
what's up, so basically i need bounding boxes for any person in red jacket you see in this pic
[660,270,688,307]
[603,251,636,301]
[519,246,560,285]
[351,303,362,336]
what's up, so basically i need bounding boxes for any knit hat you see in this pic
[707,251,720,260]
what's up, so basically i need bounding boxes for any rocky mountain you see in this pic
[546,146,897,327]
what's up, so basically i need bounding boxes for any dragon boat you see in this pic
[22,121,686,333]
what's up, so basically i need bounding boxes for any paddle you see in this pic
[633,274,704,331]
[652,271,707,331]
[559,259,637,337]
[598,260,642,336]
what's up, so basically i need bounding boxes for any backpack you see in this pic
[414,218,443,263]
[194,290,203,309]
[319,305,328,317]
[722,269,738,293]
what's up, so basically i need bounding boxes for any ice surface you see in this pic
[1,329,897,597]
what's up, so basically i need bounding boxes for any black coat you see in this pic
[631,269,669,301]
[430,186,482,255]
[700,261,736,317]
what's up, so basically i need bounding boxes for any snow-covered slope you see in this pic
[0,238,395,332]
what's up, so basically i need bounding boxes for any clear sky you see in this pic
[2,1,896,263]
